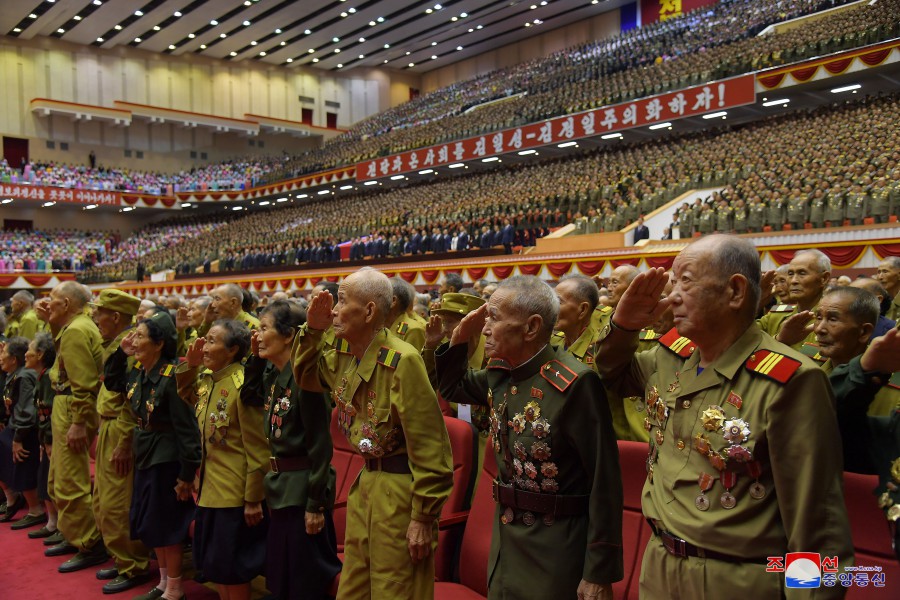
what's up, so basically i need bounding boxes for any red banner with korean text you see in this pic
[640,0,717,25]
[0,183,120,206]
[355,74,755,181]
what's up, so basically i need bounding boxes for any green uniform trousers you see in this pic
[48,395,102,552]
[639,541,783,599]
[338,468,438,600]
[92,419,149,576]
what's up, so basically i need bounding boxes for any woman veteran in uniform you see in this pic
[26,332,60,541]
[178,319,269,600]
[106,311,201,600]
[242,300,342,599]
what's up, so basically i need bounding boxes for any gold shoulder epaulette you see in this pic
[798,343,826,363]
[159,363,174,377]
[377,346,401,369]
[745,350,802,384]
[396,322,409,336]
[659,328,695,358]
[768,304,796,313]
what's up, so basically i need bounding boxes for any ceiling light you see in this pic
[451,16,457,21]
[460,12,467,17]
[73,16,82,21]
[312,58,318,62]
[188,33,195,38]
[135,10,143,16]
[57,28,65,34]
[296,194,308,198]
[280,41,286,45]
[358,37,365,42]
[334,48,340,53]
[457,46,463,50]
[134,37,141,42]
[232,206,243,211]
[448,163,464,168]
[219,33,226,38]
[406,51,410,55]
[831,84,861,93]
[96,37,104,42]
[364,181,378,186]
[200,44,207,49]
[275,29,282,33]
[318,190,331,195]
[477,25,483,29]
[259,51,266,56]
[377,17,384,22]
[251,41,258,45]
[518,149,537,155]
[210,20,218,25]
[340,185,353,190]
[531,4,537,8]
[434,3,442,9]
[181,203,191,208]
[431,42,437,46]
[121,206,134,212]
[426,8,433,13]
[286,58,293,63]
[468,28,474,32]
[84,204,97,210]
[649,122,672,130]
[230,51,237,56]
[358,54,364,59]
[169,45,177,50]
[276,197,288,202]
[383,59,388,63]
[304,29,311,34]
[349,8,356,13]
[703,111,728,119]
[114,25,122,30]
[482,157,499,162]
[601,132,622,139]
[333,37,340,42]
[12,28,21,33]
[42,201,56,207]
[93,0,102,5]
[308,48,314,53]
[408,62,414,67]
[174,11,182,16]
[243,20,251,26]
[384,43,390,48]
[336,63,342,68]
[153,25,160,31]
[0,199,12,204]
[419,169,434,175]
[431,55,437,60]
[341,12,348,17]
[558,141,578,148]
[369,21,376,26]
[391,175,405,180]
[244,0,251,4]
[258,200,270,206]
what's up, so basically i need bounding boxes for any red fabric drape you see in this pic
[860,48,891,67]
[23,275,52,287]
[326,276,340,283]
[467,267,487,280]
[821,246,865,268]
[547,262,573,278]
[294,278,307,289]
[872,244,900,259]
[399,272,418,283]
[791,66,818,82]
[611,258,640,267]
[518,263,542,276]
[421,270,440,284]
[491,265,514,280]
[0,275,18,287]
[280,279,292,290]
[758,73,785,89]
[767,249,797,266]
[576,261,605,276]
[644,256,675,270]
[823,58,852,75]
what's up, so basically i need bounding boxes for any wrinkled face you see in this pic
[210,288,240,320]
[814,295,869,365]
[187,302,206,328]
[10,297,27,316]
[554,279,588,336]
[332,276,370,342]
[667,248,724,340]
[482,289,528,361]
[772,274,789,302]
[786,254,828,307]
[438,312,463,341]
[47,288,71,328]
[132,323,163,367]
[24,340,43,371]
[0,346,19,374]
[875,260,900,294]
[608,267,634,308]
[203,325,239,372]
[92,306,122,342]
[257,313,293,362]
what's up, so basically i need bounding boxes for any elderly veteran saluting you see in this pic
[594,235,853,598]
[293,267,453,600]
[435,275,623,600]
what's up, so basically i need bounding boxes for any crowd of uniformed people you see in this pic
[1,245,899,599]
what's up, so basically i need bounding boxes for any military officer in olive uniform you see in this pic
[294,267,453,600]
[211,283,260,330]
[825,184,846,226]
[875,257,900,323]
[871,178,892,224]
[436,275,623,600]
[786,193,807,230]
[757,249,830,350]
[808,189,826,230]
[89,290,151,593]
[388,277,426,351]
[6,291,44,339]
[36,282,108,571]
[594,236,852,598]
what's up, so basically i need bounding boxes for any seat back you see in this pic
[330,407,364,551]
[617,440,649,600]
[434,416,476,581]
[456,449,499,596]
[843,471,899,599]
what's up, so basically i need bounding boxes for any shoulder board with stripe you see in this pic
[798,343,826,363]
[640,329,661,341]
[745,350,802,384]
[595,305,612,315]
[659,328,695,358]
[159,364,174,377]
[486,358,511,371]
[888,372,900,390]
[231,369,244,388]
[134,360,143,370]
[335,338,353,355]
[540,360,578,392]
[376,346,402,370]
[396,321,409,336]
[768,304,796,314]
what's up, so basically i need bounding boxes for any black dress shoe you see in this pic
[130,587,165,600]
[97,566,119,580]
[43,530,65,546]
[0,494,25,522]
[44,541,78,557]
[102,572,151,595]
[28,525,56,539]
[11,512,48,530]
[58,547,110,573]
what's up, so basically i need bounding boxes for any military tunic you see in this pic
[391,313,426,352]
[48,313,104,552]
[92,328,149,577]
[238,310,260,331]
[34,368,53,502]
[596,325,853,598]
[887,293,900,323]
[756,304,816,350]
[293,327,453,600]
[5,308,43,339]
[436,343,623,599]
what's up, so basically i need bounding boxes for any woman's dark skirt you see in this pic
[0,427,40,492]
[266,506,342,599]
[130,462,195,548]
[193,504,269,585]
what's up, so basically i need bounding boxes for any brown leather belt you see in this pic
[492,481,588,517]
[364,454,411,474]
[647,519,768,564]
[269,456,310,474]
[99,415,117,422]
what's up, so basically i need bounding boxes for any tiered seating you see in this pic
[0,228,118,272]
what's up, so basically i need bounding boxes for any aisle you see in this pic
[0,520,218,600]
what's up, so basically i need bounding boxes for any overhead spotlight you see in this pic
[336,63,342,68]
[557,141,578,148]
[456,46,463,51]
[649,122,672,130]
[391,175,405,180]
[340,185,353,190]
[419,169,434,175]
[702,111,727,119]
[312,58,319,62]
[42,201,56,207]
[377,17,384,22]
[243,20,251,26]
[174,11,182,16]
[121,206,135,212]
[73,15,82,21]
[230,51,237,56]
[276,197,288,202]
[601,132,622,139]
[477,25,483,29]
[348,7,356,13]
[200,44,207,49]
[334,48,341,53]
[431,42,437,46]
[341,12,348,17]
[364,181,378,186]
[448,163,464,168]
[358,37,365,42]
[406,51,410,55]
[359,54,364,59]
[114,25,122,30]
[296,194,308,199]
[408,62,414,67]
[384,43,390,48]
[220,33,226,38]
[12,28,21,32]
[251,41,258,45]
[84,204,97,210]
[153,25,160,31]
[258,200,270,206]
[308,48,314,53]
[0,199,13,204]
[58,28,66,34]
[275,28,282,33]
[93,0,102,5]
[426,8,433,13]
[333,36,340,42]
[451,16,457,21]
[259,51,266,56]
[304,29,311,34]
[135,10,143,16]
[482,157,499,162]
[180,203,191,208]
[518,149,537,155]
[318,190,331,195]
[280,41,286,45]
[431,55,437,60]
[831,83,861,93]
[188,33,195,38]
[460,12,467,17]
[170,45,177,50]
[133,37,141,42]
[369,21,376,26]
[232,206,243,211]
[286,58,293,63]
[210,20,218,25]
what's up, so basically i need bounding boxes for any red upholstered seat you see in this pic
[435,417,476,582]
[330,407,364,553]
[434,449,498,600]
[843,472,899,599]
[617,440,649,600]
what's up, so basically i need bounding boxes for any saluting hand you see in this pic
[424,315,444,349]
[759,269,776,309]
[120,330,137,356]
[450,303,487,347]
[406,519,433,564]
[776,311,814,346]
[175,306,190,331]
[250,330,261,358]
[611,267,670,331]
[306,290,334,331]
[861,327,900,374]
[186,338,206,368]
[35,298,51,322]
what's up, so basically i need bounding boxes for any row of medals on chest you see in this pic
[646,376,766,512]
[198,384,230,446]
[264,383,291,440]
[333,378,400,457]
[489,385,560,527]
[878,458,900,521]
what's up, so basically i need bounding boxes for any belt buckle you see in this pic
[269,457,279,474]
[662,532,688,558]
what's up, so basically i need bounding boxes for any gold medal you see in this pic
[749,482,766,500]
[644,417,652,432]
[655,429,664,446]
[696,472,715,511]
[891,457,900,484]
[510,385,518,395]
[887,504,900,522]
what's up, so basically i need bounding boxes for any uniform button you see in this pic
[682,400,691,409]
[676,439,685,450]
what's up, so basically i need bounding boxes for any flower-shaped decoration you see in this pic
[523,461,538,480]
[531,417,550,439]
[541,462,558,478]
[722,418,750,444]
[531,441,551,461]
[514,440,528,461]
[726,444,753,463]
[523,401,541,423]
[701,406,725,432]
[511,413,526,434]
[541,478,559,493]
